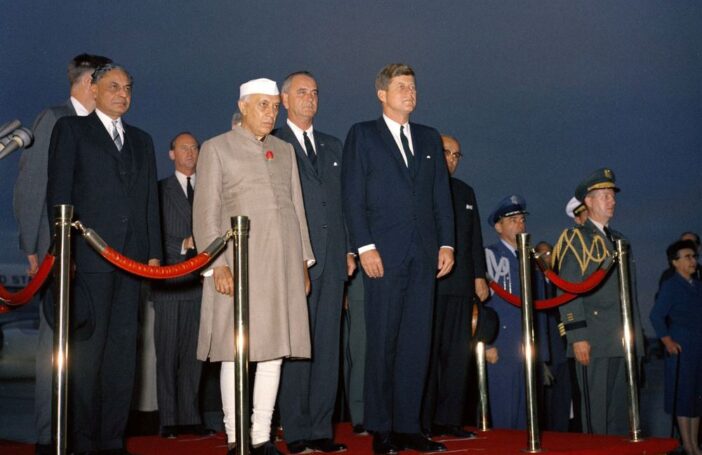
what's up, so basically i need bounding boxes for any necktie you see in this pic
[186,176,194,206]
[111,120,123,151]
[400,125,415,173]
[603,226,615,244]
[303,131,317,171]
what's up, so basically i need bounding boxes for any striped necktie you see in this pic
[112,120,123,151]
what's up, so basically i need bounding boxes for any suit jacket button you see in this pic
[322,224,328,229]
[121,217,128,223]
[322,202,326,206]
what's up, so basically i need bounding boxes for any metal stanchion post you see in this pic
[475,341,490,431]
[232,216,250,455]
[517,233,541,453]
[52,204,73,455]
[615,239,643,442]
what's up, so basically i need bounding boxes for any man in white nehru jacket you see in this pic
[193,78,314,455]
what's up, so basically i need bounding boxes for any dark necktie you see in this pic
[603,226,615,244]
[303,131,317,171]
[400,125,415,173]
[111,120,123,151]
[186,176,194,206]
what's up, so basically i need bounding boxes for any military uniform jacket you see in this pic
[193,126,314,363]
[485,241,549,361]
[555,219,644,358]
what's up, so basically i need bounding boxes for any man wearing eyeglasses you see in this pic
[422,135,487,438]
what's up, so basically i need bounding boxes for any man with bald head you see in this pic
[47,63,161,453]
[422,134,486,438]
[193,78,314,455]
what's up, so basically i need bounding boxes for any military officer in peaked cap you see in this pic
[483,195,549,429]
[553,168,644,435]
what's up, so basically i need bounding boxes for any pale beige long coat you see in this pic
[193,126,314,362]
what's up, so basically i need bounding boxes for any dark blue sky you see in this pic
[1,1,701,334]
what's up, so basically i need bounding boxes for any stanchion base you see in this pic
[522,448,543,453]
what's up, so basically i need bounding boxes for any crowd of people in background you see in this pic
[11,53,702,455]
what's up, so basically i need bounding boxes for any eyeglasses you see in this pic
[443,150,463,159]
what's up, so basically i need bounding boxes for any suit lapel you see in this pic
[87,112,122,162]
[122,124,141,190]
[167,175,192,221]
[313,134,329,180]
[375,118,412,184]
[283,125,320,182]
[409,123,426,176]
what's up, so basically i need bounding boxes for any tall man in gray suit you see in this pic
[275,71,354,453]
[12,53,111,454]
[151,132,212,438]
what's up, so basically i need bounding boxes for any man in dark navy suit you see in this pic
[342,63,454,454]
[422,135,487,438]
[47,63,161,454]
[275,71,353,453]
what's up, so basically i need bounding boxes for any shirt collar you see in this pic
[95,108,123,134]
[589,218,608,235]
[70,97,90,117]
[174,171,195,195]
[500,239,518,256]
[383,114,409,136]
[287,119,315,153]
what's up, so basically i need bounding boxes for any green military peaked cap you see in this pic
[574,168,620,201]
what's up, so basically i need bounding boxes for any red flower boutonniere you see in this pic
[265,150,274,161]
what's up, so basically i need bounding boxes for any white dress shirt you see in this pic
[286,119,316,155]
[174,170,196,198]
[382,114,413,166]
[95,108,123,144]
[70,97,90,117]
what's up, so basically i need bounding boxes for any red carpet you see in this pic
[1,423,680,454]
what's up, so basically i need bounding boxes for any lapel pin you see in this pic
[333,161,338,166]
[426,155,431,159]
[265,150,274,161]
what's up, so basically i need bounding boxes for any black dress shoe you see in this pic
[352,424,368,435]
[431,424,477,438]
[372,432,399,455]
[227,445,237,455]
[307,438,347,452]
[35,443,52,455]
[160,425,179,439]
[184,424,216,436]
[286,439,310,454]
[251,441,284,455]
[394,432,447,452]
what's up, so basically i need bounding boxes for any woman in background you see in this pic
[650,240,702,455]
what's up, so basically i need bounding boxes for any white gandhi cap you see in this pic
[239,78,279,99]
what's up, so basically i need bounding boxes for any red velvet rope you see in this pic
[101,247,212,279]
[538,258,614,294]
[0,254,55,307]
[488,281,578,310]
